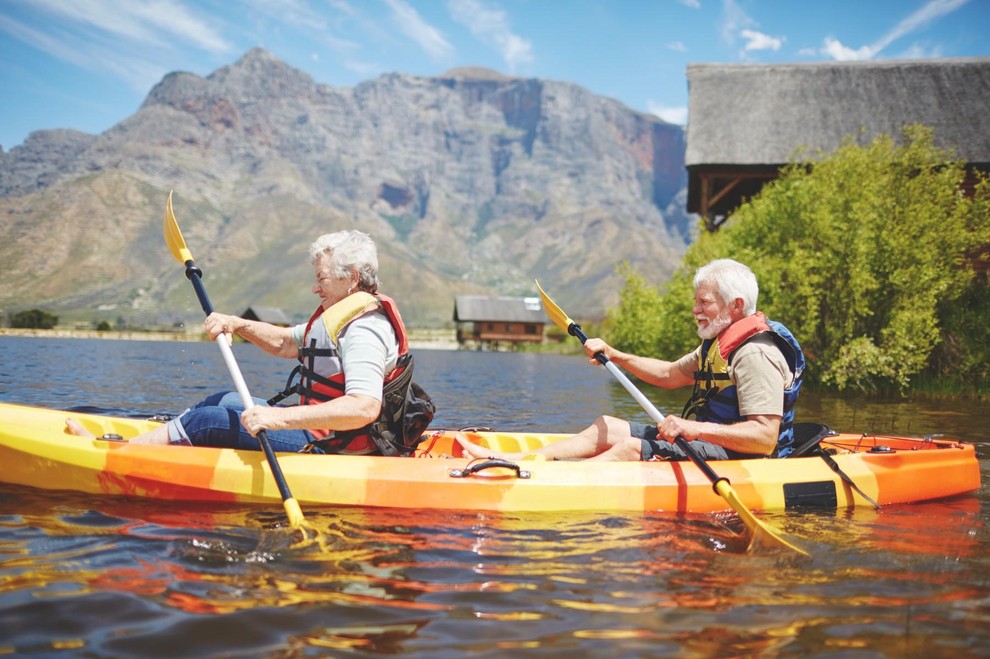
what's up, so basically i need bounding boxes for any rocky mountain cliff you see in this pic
[0,48,689,328]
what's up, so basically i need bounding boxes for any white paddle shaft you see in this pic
[603,361,665,425]
[215,335,256,410]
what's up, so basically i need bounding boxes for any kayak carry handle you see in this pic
[449,459,532,479]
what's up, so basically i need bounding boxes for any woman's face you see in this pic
[311,252,357,307]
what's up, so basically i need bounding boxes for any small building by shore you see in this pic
[240,306,292,327]
[453,295,546,350]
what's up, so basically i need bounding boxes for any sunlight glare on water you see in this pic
[0,336,987,656]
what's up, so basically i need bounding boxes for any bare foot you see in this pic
[65,418,95,438]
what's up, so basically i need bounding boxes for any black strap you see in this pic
[817,449,881,510]
[267,365,302,405]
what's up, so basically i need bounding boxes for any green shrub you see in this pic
[11,309,58,330]
[607,125,990,393]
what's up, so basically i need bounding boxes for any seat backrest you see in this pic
[783,422,833,458]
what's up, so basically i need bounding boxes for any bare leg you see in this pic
[64,418,171,445]
[581,417,644,462]
[125,424,171,445]
[455,415,643,462]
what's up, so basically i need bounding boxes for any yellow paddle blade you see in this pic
[714,480,810,556]
[535,279,575,333]
[163,190,194,264]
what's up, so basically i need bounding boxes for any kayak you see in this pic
[0,402,980,513]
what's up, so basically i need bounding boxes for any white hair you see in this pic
[308,230,380,293]
[693,259,758,316]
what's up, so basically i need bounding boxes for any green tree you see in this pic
[11,309,59,330]
[607,125,990,393]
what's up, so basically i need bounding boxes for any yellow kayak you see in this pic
[0,402,980,513]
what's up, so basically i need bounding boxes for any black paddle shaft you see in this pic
[567,322,609,366]
[184,262,215,316]
[182,261,294,504]
[570,319,729,493]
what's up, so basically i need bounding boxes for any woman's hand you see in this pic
[205,312,239,344]
[240,406,286,437]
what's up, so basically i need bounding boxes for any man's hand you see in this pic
[583,337,613,364]
[657,414,704,442]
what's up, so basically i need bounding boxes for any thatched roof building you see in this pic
[240,305,293,327]
[453,295,546,349]
[686,58,990,228]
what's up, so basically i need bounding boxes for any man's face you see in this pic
[692,281,733,340]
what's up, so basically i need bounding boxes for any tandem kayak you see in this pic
[0,402,980,513]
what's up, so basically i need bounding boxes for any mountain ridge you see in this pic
[0,47,690,328]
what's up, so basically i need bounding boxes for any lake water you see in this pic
[1,336,987,657]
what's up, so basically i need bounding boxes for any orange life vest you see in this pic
[289,292,410,454]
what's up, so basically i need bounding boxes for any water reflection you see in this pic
[1,479,988,655]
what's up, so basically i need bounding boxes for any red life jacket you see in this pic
[292,292,410,454]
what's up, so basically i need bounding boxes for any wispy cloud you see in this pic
[448,0,533,72]
[720,0,754,45]
[242,0,362,57]
[740,29,783,52]
[384,0,453,60]
[820,37,874,61]
[1,0,235,92]
[647,101,687,126]
[242,0,328,31]
[719,0,784,58]
[873,0,969,52]
[27,0,232,53]
[819,0,969,60]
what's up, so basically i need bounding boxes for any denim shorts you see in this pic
[166,391,317,452]
[629,422,732,461]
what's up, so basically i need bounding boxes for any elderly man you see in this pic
[458,258,804,462]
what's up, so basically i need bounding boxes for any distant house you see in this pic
[686,58,990,230]
[453,295,546,350]
[240,306,293,327]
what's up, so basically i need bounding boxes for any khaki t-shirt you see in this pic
[675,334,793,417]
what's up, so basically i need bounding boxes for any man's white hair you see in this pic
[693,259,758,316]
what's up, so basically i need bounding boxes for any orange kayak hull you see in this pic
[0,402,980,513]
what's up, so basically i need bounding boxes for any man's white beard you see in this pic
[697,308,733,340]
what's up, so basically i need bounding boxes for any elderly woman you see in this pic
[68,230,413,455]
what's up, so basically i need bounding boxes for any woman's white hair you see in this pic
[308,230,380,293]
[693,259,759,316]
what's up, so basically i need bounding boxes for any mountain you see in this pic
[0,48,689,329]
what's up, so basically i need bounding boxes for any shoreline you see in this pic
[0,327,461,350]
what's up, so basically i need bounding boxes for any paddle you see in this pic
[163,191,307,531]
[535,280,809,556]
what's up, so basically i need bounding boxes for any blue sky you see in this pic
[1,0,988,151]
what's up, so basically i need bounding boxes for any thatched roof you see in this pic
[453,295,546,323]
[240,305,293,326]
[686,58,990,167]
